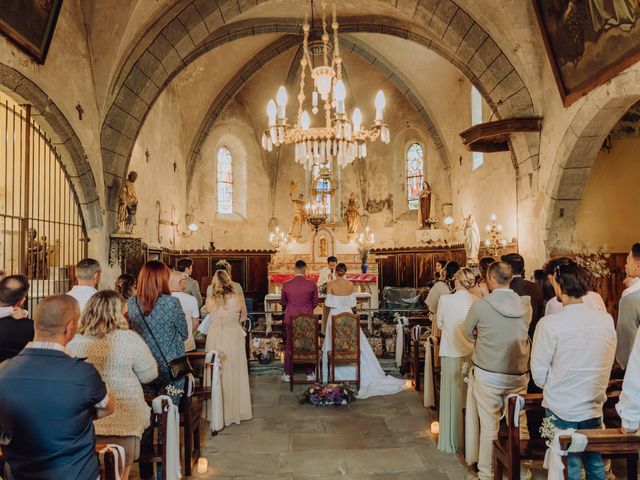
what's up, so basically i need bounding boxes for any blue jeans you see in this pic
[546,410,605,480]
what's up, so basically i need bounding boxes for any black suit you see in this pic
[509,276,545,339]
[0,315,34,363]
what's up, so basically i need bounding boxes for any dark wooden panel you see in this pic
[247,255,271,310]
[416,254,434,288]
[397,254,415,287]
[189,257,209,293]
[211,257,245,288]
[378,255,397,292]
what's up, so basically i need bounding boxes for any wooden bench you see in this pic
[493,390,638,480]
[137,397,169,478]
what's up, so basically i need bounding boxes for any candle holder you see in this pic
[305,200,328,232]
[484,213,508,256]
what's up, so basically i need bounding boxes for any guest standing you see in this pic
[68,291,158,480]
[468,256,494,298]
[205,270,252,426]
[207,260,245,298]
[176,258,203,308]
[127,261,188,480]
[543,258,606,315]
[617,330,640,432]
[0,275,33,363]
[67,258,101,312]
[436,268,477,453]
[170,271,200,352]
[318,256,338,334]
[426,261,460,317]
[463,261,532,480]
[428,259,447,288]
[532,263,616,480]
[0,294,115,480]
[501,253,545,337]
[280,259,319,383]
[115,273,137,301]
[616,242,640,368]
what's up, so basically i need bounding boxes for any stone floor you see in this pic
[129,371,632,479]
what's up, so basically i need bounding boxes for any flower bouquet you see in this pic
[299,383,358,407]
[252,337,277,364]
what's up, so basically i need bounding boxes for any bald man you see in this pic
[170,271,199,351]
[0,294,115,480]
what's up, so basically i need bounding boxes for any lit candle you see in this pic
[430,421,439,435]
[197,458,208,473]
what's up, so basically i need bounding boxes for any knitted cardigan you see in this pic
[68,329,158,437]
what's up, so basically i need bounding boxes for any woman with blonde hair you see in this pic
[436,267,478,453]
[68,290,158,480]
[205,269,252,427]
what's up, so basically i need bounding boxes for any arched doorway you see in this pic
[0,91,88,306]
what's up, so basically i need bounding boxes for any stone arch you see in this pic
[0,63,102,230]
[101,0,535,214]
[545,68,640,253]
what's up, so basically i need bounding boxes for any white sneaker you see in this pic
[280,373,290,383]
[306,373,316,382]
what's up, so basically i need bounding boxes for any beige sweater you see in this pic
[68,330,158,437]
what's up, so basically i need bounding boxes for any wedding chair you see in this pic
[290,313,321,392]
[329,312,361,389]
[137,397,170,478]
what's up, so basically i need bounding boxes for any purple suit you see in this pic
[281,274,319,375]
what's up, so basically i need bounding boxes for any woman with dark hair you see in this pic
[115,274,137,300]
[469,256,494,298]
[127,261,188,480]
[427,259,448,288]
[426,261,460,316]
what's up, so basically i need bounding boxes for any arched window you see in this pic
[471,86,484,171]
[406,143,424,210]
[312,164,332,214]
[216,147,233,214]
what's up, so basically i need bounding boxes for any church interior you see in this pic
[2,0,640,479]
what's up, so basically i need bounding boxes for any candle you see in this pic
[197,458,208,473]
[430,421,439,435]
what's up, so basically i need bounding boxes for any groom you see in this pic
[280,259,319,383]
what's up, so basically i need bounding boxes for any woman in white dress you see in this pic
[322,263,410,399]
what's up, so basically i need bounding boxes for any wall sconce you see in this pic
[156,201,201,246]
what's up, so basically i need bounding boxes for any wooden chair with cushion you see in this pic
[290,313,320,392]
[329,313,361,389]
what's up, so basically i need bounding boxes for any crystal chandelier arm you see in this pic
[322,1,329,66]
[332,3,342,80]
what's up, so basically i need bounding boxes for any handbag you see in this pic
[135,301,193,380]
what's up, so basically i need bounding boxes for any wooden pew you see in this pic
[137,397,169,478]
[493,390,638,480]
[406,315,431,392]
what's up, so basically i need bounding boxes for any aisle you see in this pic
[189,372,466,479]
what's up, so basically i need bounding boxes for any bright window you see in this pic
[406,143,424,210]
[217,147,233,214]
[471,86,484,171]
[312,164,332,214]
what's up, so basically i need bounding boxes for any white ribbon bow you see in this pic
[394,314,408,368]
[151,395,182,480]
[423,335,438,408]
[204,351,224,433]
[543,429,588,480]
[504,394,525,427]
[98,444,126,480]
[197,314,211,335]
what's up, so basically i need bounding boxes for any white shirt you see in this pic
[172,292,199,352]
[545,291,607,316]
[317,266,335,287]
[436,290,476,358]
[531,303,616,422]
[617,329,640,431]
[622,277,640,299]
[66,285,97,312]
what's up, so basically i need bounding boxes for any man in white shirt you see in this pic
[617,329,640,433]
[317,256,337,334]
[616,242,640,368]
[532,262,616,480]
[67,258,100,312]
[169,271,199,352]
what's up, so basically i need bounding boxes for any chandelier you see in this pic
[261,2,390,171]
[484,214,508,256]
[305,199,328,231]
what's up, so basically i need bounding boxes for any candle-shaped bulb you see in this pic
[334,79,346,102]
[375,90,386,110]
[300,110,311,130]
[276,86,288,106]
[490,213,497,221]
[352,107,362,132]
[267,99,276,124]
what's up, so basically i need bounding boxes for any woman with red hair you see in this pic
[127,261,187,480]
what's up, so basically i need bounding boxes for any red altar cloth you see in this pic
[269,273,377,284]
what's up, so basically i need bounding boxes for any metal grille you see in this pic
[0,93,88,308]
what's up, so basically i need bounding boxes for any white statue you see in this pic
[463,214,480,265]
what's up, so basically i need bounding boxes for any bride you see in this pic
[322,263,410,399]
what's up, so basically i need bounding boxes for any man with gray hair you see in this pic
[463,261,532,480]
[67,258,101,312]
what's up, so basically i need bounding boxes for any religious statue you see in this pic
[319,236,328,258]
[26,228,48,279]
[288,181,307,238]
[344,192,360,235]
[463,214,480,265]
[419,181,432,229]
[116,171,138,234]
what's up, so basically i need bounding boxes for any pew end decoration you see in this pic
[300,383,357,406]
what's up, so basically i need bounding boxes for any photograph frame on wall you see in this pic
[0,0,63,64]
[147,247,162,262]
[532,0,640,106]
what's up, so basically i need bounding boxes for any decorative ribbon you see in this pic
[464,367,480,465]
[504,394,525,427]
[204,351,224,433]
[98,444,126,480]
[423,335,438,408]
[394,314,408,368]
[197,314,210,335]
[543,428,588,480]
[185,373,195,398]
[151,395,182,480]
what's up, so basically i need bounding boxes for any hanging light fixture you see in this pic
[260,1,390,172]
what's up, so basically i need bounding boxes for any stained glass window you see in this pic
[216,147,233,214]
[312,164,331,214]
[406,143,424,210]
[471,86,484,171]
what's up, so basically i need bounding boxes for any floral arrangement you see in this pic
[461,361,470,379]
[300,383,358,407]
[165,385,184,397]
[575,248,611,279]
[252,337,277,364]
[540,415,558,440]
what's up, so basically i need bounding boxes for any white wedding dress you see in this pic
[322,293,410,399]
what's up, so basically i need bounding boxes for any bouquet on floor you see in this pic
[300,383,358,407]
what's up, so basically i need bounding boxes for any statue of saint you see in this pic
[26,228,48,279]
[116,171,138,234]
[319,236,328,258]
[419,181,432,228]
[344,193,360,235]
[288,182,306,238]
[463,214,480,265]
